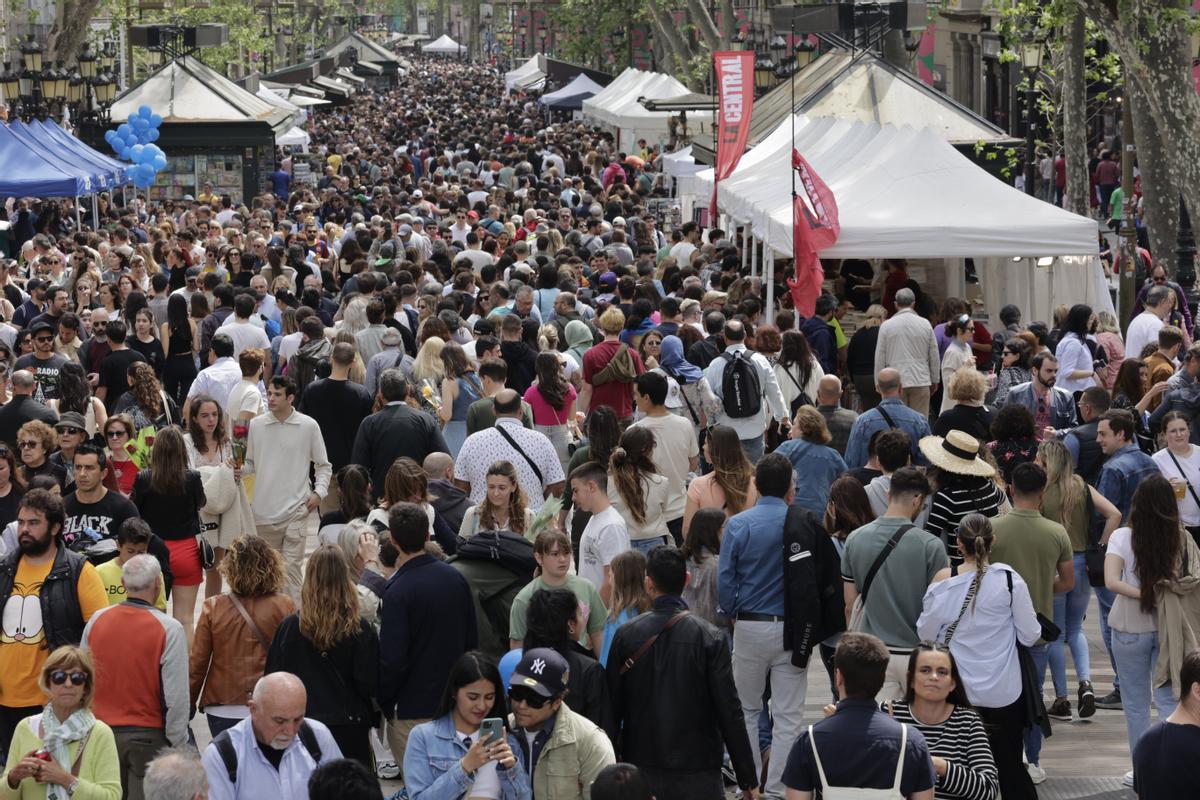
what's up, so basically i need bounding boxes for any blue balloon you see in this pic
[149,114,162,128]
[498,648,522,687]
[103,130,117,143]
[129,144,146,163]
[152,156,166,171]
[118,148,130,161]
[132,117,149,132]
[146,129,160,142]
[116,123,132,138]
[137,104,152,119]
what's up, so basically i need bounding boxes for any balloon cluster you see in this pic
[103,105,167,189]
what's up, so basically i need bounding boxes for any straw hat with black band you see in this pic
[918,430,996,478]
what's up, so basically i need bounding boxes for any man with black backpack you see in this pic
[201,672,342,798]
[704,319,788,463]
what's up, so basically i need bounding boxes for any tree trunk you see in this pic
[1129,80,1179,276]
[46,0,105,63]
[686,0,722,53]
[647,3,693,77]
[719,0,734,49]
[1061,8,1089,216]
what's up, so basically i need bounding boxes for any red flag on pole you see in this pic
[788,148,839,317]
[711,51,755,220]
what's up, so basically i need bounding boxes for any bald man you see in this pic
[424,452,471,534]
[843,368,932,469]
[202,672,342,798]
[816,375,858,457]
[0,368,58,446]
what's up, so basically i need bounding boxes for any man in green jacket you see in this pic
[508,648,615,799]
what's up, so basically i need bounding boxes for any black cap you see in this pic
[29,319,54,335]
[509,648,569,698]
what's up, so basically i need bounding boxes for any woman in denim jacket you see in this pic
[403,651,532,800]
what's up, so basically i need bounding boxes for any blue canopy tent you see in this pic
[0,123,92,196]
[5,120,112,193]
[29,119,129,189]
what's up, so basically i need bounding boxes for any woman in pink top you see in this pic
[1095,310,1125,390]
[523,352,578,475]
[682,425,759,536]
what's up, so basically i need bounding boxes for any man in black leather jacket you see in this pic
[606,546,759,800]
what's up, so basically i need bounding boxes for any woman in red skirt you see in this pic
[132,425,207,643]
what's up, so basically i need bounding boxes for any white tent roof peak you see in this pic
[422,35,465,54]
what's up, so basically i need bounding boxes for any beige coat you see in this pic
[1154,531,1200,689]
[874,307,941,388]
[508,703,615,800]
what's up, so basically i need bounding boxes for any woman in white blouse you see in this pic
[607,426,670,554]
[775,330,824,411]
[1054,304,1101,395]
[940,315,976,415]
[918,513,1040,800]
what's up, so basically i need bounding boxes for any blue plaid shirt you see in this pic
[1096,443,1159,522]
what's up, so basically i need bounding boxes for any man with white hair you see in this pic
[873,287,940,416]
[82,554,189,800]
[144,747,208,800]
[202,673,342,800]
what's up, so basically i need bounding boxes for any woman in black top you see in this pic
[847,305,886,411]
[0,444,25,531]
[132,426,206,643]
[161,294,198,407]
[933,369,993,442]
[128,308,165,377]
[265,545,379,768]
[986,405,1040,486]
[16,420,67,490]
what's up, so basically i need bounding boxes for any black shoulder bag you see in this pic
[495,424,544,484]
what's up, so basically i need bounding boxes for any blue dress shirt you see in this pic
[718,496,790,617]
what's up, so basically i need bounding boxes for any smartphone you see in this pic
[479,717,504,744]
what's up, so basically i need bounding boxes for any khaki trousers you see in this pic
[387,717,431,779]
[256,513,309,603]
[900,385,931,417]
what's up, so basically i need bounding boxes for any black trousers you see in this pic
[667,516,684,547]
[0,704,43,760]
[328,723,373,771]
[641,767,724,800]
[976,698,1038,800]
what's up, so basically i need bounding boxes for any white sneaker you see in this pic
[1027,764,1047,784]
[1123,770,1135,787]
[377,760,401,780]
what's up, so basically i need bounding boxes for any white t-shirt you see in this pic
[607,473,671,542]
[629,412,698,522]
[227,379,264,420]
[220,319,271,356]
[669,241,696,265]
[1153,446,1200,526]
[461,731,500,799]
[1106,527,1156,634]
[579,505,630,592]
[1124,312,1164,361]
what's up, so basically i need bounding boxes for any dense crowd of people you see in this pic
[0,53,1195,800]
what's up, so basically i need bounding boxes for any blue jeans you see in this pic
[1023,643,1050,765]
[740,436,764,464]
[1049,553,1092,696]
[630,535,669,555]
[1111,629,1177,757]
[1095,584,1119,690]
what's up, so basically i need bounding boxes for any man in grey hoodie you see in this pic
[865,429,916,518]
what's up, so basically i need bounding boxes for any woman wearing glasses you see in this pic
[940,315,977,416]
[0,645,120,800]
[886,643,999,800]
[991,338,1032,408]
[15,421,66,491]
[101,416,137,496]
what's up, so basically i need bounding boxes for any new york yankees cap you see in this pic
[509,647,569,698]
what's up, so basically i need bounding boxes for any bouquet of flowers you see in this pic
[527,496,563,541]
[231,422,249,468]
[124,427,156,469]
[420,378,443,412]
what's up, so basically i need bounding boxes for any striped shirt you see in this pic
[924,478,1007,564]
[889,702,999,800]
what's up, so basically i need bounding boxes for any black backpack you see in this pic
[453,530,537,584]
[719,350,762,418]
[213,721,321,783]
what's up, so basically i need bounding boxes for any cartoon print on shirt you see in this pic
[1,580,45,645]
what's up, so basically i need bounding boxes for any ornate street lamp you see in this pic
[1020,40,1043,198]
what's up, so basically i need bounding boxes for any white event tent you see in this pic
[582,68,711,152]
[421,35,465,55]
[685,114,1109,324]
[539,73,606,110]
[505,55,547,92]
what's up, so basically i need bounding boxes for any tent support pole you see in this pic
[91,194,99,230]
[74,197,81,231]
[764,227,774,323]
[751,228,758,279]
[742,225,749,270]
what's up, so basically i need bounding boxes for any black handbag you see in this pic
[1007,571,1052,738]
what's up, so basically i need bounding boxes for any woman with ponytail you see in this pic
[606,426,671,554]
[918,512,1041,800]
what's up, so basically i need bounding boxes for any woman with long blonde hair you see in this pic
[682,424,758,536]
[332,330,366,384]
[132,426,206,642]
[1038,438,1121,721]
[265,545,379,768]
[411,335,446,397]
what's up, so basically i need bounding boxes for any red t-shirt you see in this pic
[109,458,137,496]
[583,340,644,420]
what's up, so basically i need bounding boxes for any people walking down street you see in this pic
[939,315,976,417]
[932,369,992,444]
[773,407,848,515]
[682,425,757,536]
[629,372,697,545]
[919,432,1008,564]
[704,319,788,464]
[608,546,760,800]
[875,288,941,417]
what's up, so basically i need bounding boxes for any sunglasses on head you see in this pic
[508,687,551,708]
[50,670,87,687]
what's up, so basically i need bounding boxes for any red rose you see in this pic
[125,443,136,455]
[144,435,155,447]
[233,425,249,439]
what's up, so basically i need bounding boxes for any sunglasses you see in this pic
[50,670,87,687]
[508,688,551,709]
[34,336,53,343]
[18,441,40,449]
[106,429,129,439]
[56,427,84,436]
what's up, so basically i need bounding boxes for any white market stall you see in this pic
[582,68,712,152]
[505,55,547,92]
[538,73,606,110]
[421,35,466,56]
[277,126,311,151]
[686,114,1109,325]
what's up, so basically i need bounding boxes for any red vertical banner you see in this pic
[788,149,840,317]
[711,51,755,219]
